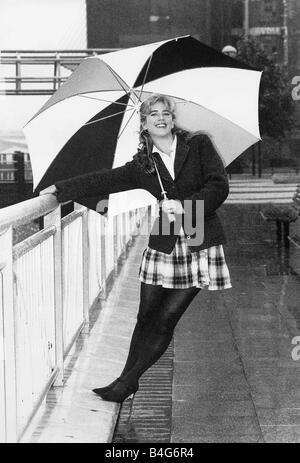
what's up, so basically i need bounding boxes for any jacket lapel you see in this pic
[174,135,190,179]
[151,152,174,183]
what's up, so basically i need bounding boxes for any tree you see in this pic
[226,38,297,177]
[236,38,295,139]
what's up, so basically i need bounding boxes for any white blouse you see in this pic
[153,135,177,180]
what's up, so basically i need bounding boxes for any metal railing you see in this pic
[0,194,147,442]
[0,49,120,95]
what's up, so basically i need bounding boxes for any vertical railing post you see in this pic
[54,53,61,91]
[252,145,256,177]
[128,210,133,244]
[75,204,89,326]
[99,217,107,300]
[14,151,25,200]
[44,206,64,386]
[258,141,262,178]
[113,215,118,276]
[125,211,130,250]
[0,226,17,442]
[15,54,21,94]
[121,212,127,258]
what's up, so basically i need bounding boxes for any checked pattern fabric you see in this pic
[139,228,232,290]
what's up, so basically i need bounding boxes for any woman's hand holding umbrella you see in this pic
[161,199,184,218]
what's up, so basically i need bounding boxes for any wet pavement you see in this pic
[24,202,300,443]
[115,203,300,443]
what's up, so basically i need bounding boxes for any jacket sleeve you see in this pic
[184,135,229,216]
[55,160,142,203]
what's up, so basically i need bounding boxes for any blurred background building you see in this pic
[0,0,300,205]
[1,1,299,72]
[230,0,300,76]
[85,0,300,75]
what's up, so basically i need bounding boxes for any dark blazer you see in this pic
[55,134,229,254]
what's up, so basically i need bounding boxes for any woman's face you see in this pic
[142,101,174,138]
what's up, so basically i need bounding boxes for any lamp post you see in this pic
[282,0,289,67]
[244,0,250,39]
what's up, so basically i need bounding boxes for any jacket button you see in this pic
[186,235,191,240]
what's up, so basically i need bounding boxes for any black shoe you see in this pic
[92,378,138,403]
[92,378,120,396]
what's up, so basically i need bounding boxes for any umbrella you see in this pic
[23,35,261,215]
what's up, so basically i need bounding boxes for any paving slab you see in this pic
[171,204,300,443]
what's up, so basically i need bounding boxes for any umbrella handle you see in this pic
[152,158,176,224]
[166,209,176,223]
[141,134,175,223]
[161,191,175,223]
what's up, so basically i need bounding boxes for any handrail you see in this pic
[1,49,120,54]
[13,226,56,260]
[0,194,59,232]
[0,48,121,95]
[0,191,148,442]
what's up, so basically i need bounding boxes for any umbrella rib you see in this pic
[103,63,136,105]
[117,108,137,140]
[84,107,134,126]
[138,52,153,100]
[79,94,135,108]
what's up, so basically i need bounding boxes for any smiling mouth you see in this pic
[156,124,167,128]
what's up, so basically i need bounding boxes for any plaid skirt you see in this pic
[139,228,232,290]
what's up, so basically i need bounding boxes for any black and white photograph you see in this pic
[0,0,300,447]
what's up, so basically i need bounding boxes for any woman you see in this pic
[40,94,231,405]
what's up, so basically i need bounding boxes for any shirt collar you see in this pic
[153,135,177,158]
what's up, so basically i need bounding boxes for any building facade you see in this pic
[288,0,300,78]
[86,0,300,75]
[86,0,233,51]
[230,0,300,75]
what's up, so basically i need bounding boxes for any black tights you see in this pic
[118,282,200,386]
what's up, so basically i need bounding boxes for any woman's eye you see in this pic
[149,111,171,117]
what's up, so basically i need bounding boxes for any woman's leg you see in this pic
[120,285,200,382]
[93,283,167,395]
[119,282,169,377]
[94,285,200,401]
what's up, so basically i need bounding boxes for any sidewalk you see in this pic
[227,178,297,203]
[23,204,300,443]
[172,203,300,443]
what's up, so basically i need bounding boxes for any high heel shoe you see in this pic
[92,377,138,403]
[92,377,120,396]
[126,392,136,422]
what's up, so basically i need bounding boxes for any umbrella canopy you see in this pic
[24,35,261,215]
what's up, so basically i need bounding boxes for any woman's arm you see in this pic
[184,135,229,216]
[51,160,142,203]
